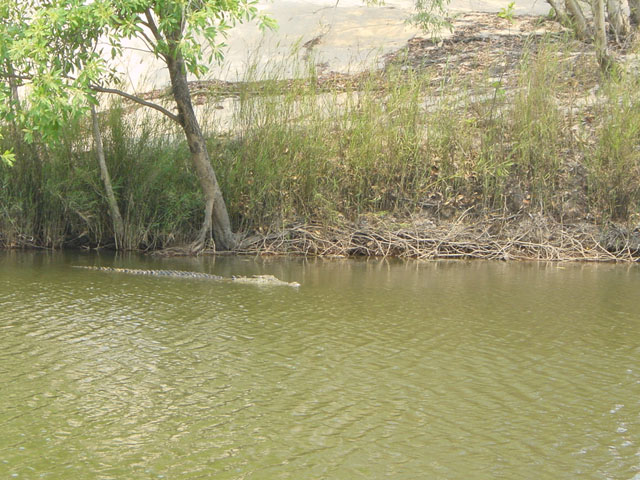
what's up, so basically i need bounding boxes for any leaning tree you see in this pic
[0,0,275,252]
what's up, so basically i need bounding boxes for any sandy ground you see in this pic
[113,0,551,91]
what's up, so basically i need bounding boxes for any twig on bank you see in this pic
[234,215,637,262]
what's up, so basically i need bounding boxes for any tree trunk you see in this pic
[565,0,592,40]
[546,0,572,27]
[166,53,236,252]
[91,104,125,249]
[606,0,629,42]
[592,0,614,71]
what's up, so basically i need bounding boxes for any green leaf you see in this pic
[1,150,15,167]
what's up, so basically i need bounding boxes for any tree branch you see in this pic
[137,30,157,54]
[1,71,179,123]
[144,9,164,44]
[90,84,179,123]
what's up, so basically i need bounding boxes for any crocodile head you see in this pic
[231,274,300,287]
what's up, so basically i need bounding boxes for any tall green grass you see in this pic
[1,104,203,249]
[588,69,640,220]
[2,36,639,250]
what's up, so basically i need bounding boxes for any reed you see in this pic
[587,68,640,220]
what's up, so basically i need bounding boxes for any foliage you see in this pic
[498,2,516,21]
[0,133,14,166]
[0,0,277,249]
[0,0,275,141]
[410,0,453,36]
[0,106,202,248]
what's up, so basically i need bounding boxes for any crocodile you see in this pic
[73,266,301,287]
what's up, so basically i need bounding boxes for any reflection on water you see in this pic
[1,252,639,479]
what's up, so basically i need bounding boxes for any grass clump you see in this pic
[588,70,640,220]
[1,104,203,249]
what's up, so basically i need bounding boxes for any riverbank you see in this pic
[2,13,640,260]
[4,215,639,261]
[229,215,640,261]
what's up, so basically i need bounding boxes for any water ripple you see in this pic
[1,256,639,478]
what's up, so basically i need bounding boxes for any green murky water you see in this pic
[1,252,639,479]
